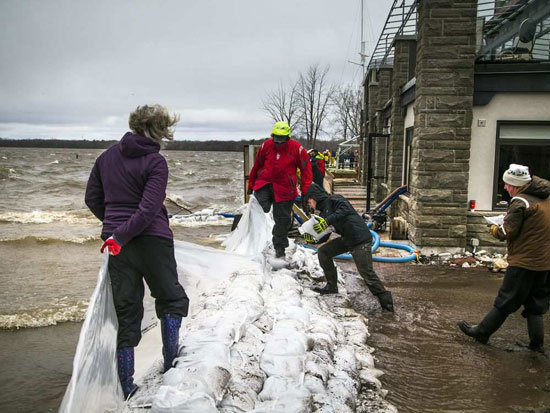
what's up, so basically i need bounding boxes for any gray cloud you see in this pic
[0,0,392,141]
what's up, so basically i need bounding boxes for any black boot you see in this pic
[275,247,285,258]
[457,307,507,344]
[313,283,338,295]
[527,314,544,353]
[377,291,394,312]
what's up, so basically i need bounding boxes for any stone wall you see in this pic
[373,68,393,203]
[388,36,416,199]
[466,212,507,253]
[407,0,477,251]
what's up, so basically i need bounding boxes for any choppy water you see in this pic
[0,147,242,329]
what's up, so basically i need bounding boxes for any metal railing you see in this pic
[476,0,550,61]
[367,0,418,70]
[367,0,550,70]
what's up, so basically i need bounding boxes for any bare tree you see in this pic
[296,64,335,148]
[332,85,362,141]
[261,81,302,132]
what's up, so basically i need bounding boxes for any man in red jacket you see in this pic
[248,121,313,258]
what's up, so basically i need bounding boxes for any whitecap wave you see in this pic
[170,214,233,227]
[0,210,99,225]
[0,298,88,329]
[0,235,99,244]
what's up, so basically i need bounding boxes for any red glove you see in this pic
[100,236,121,256]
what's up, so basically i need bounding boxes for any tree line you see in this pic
[0,137,340,152]
[262,63,362,149]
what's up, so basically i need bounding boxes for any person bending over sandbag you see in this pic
[85,105,189,399]
[458,164,550,351]
[302,183,394,312]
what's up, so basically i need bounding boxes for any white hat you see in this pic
[503,164,531,187]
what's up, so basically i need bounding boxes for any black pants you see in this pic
[493,266,550,318]
[318,237,387,296]
[254,184,294,250]
[103,235,189,348]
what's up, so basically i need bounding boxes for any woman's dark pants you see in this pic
[104,235,189,348]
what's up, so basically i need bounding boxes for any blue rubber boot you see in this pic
[117,347,139,400]
[161,314,182,372]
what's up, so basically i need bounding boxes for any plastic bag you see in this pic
[298,215,333,242]
[59,251,123,413]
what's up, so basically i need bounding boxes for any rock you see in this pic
[452,257,476,266]
[492,258,508,272]
[462,262,470,268]
[476,250,487,255]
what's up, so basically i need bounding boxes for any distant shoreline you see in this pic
[0,137,339,152]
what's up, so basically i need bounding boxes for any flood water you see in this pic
[344,261,550,413]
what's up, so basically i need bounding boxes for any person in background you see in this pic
[308,149,326,187]
[248,121,313,258]
[302,183,394,312]
[458,164,550,351]
[349,150,355,169]
[85,105,189,399]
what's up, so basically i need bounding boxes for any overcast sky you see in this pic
[0,0,393,141]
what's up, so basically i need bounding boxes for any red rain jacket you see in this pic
[248,138,313,202]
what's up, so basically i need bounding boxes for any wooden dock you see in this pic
[327,169,368,214]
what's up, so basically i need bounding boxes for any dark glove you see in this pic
[100,236,121,256]
[247,188,253,195]
[303,233,316,244]
[301,199,310,214]
[313,216,329,234]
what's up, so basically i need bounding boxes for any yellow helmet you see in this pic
[271,121,291,142]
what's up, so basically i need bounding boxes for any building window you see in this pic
[403,127,414,188]
[493,121,550,208]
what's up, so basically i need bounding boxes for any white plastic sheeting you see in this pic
[60,251,123,413]
[222,195,273,256]
[61,197,396,412]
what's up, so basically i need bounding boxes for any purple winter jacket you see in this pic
[85,132,173,245]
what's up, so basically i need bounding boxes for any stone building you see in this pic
[363,0,550,253]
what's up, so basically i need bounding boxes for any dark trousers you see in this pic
[494,266,550,318]
[318,237,387,296]
[103,235,189,348]
[254,184,293,250]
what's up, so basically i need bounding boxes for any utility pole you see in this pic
[348,0,368,76]
[360,0,367,78]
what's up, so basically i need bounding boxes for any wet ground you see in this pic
[4,230,550,412]
[342,261,550,413]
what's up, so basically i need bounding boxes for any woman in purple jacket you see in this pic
[85,105,189,400]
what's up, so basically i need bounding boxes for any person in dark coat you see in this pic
[308,149,325,187]
[458,164,550,351]
[85,105,189,399]
[303,183,394,312]
[248,121,313,258]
